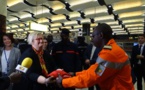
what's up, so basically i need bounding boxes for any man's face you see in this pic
[92,29,102,48]
[138,36,145,44]
[60,33,69,41]
[47,35,53,42]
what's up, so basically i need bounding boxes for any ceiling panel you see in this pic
[6,0,145,38]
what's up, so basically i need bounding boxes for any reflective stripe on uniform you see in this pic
[96,56,130,69]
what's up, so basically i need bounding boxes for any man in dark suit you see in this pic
[0,72,21,90]
[84,42,101,90]
[131,34,145,90]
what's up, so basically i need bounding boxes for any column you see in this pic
[0,0,7,46]
[82,23,90,43]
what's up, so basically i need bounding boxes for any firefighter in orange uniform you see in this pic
[55,23,134,90]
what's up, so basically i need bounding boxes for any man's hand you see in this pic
[56,73,63,88]
[136,55,144,59]
[9,72,21,83]
[68,72,74,76]
[46,76,56,84]
[85,59,90,65]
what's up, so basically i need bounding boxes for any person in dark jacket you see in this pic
[47,34,55,55]
[0,72,21,90]
[13,32,56,90]
[77,36,88,69]
[130,34,145,90]
[84,42,101,90]
[52,28,82,90]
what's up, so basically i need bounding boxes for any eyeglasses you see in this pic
[35,38,43,41]
[43,42,48,43]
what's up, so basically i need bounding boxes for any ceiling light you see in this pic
[7,0,23,7]
[37,18,49,23]
[119,11,143,18]
[30,22,48,32]
[50,28,59,31]
[50,23,62,27]
[84,6,107,16]
[9,18,18,22]
[51,14,66,22]
[64,21,78,26]
[123,19,143,23]
[113,0,142,11]
[74,25,82,29]
[94,15,114,21]
[61,26,72,29]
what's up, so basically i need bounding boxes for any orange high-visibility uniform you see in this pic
[62,39,134,90]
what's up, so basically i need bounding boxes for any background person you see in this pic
[0,33,21,76]
[52,29,82,90]
[130,34,145,90]
[77,36,88,69]
[46,34,55,55]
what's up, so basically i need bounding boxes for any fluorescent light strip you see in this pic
[20,14,31,19]
[52,3,65,10]
[84,6,107,15]
[119,11,143,18]
[128,27,143,29]
[11,25,18,28]
[94,15,114,21]
[113,0,142,11]
[70,29,79,31]
[9,18,18,22]
[80,19,90,23]
[112,29,124,31]
[51,23,62,27]
[30,22,48,32]
[111,25,122,28]
[74,25,82,29]
[64,21,78,26]
[69,12,80,18]
[61,26,72,29]
[51,14,66,21]
[123,19,143,23]
[126,24,143,27]
[69,0,94,6]
[38,18,49,23]
[7,0,23,7]
[50,28,59,31]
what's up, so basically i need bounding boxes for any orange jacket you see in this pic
[62,39,134,90]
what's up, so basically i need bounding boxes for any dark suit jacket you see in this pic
[84,44,101,64]
[13,47,56,90]
[130,44,145,68]
[0,76,10,90]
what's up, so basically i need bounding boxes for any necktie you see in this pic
[139,45,142,55]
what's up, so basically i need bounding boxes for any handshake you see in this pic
[45,69,72,87]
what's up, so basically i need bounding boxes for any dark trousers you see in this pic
[134,64,145,90]
[88,84,100,90]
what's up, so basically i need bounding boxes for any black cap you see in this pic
[61,28,70,35]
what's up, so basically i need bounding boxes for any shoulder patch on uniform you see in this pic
[103,45,112,50]
[95,64,106,76]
